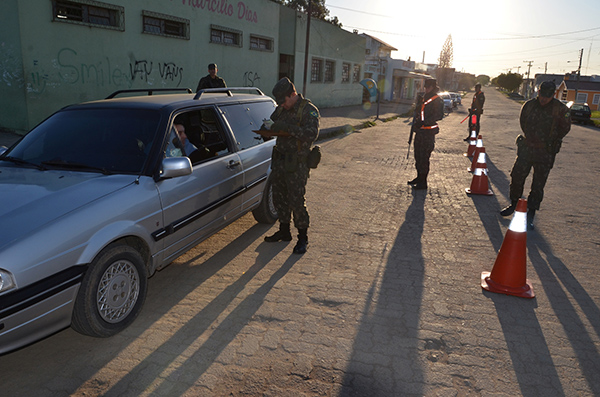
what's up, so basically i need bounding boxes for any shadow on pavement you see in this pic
[340,190,426,395]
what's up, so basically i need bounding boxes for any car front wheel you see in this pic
[252,176,278,224]
[72,243,148,337]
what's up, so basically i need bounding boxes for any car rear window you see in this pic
[571,104,590,112]
[8,108,160,174]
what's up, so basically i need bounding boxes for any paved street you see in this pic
[1,88,599,396]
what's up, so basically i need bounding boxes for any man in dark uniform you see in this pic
[465,83,485,141]
[196,63,227,92]
[500,81,571,229]
[408,78,444,190]
[257,77,319,254]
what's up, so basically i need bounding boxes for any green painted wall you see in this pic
[0,0,364,133]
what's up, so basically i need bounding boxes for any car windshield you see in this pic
[3,108,160,174]
[571,104,590,112]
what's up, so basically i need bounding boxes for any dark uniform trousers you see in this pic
[414,129,437,179]
[509,144,555,211]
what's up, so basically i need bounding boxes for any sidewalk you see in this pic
[0,101,413,148]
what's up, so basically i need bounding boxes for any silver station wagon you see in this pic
[0,88,278,354]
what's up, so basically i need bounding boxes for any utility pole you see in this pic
[574,48,583,102]
[524,61,533,98]
[302,0,312,96]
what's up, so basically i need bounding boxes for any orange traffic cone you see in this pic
[464,129,477,157]
[465,148,493,195]
[468,135,484,172]
[481,199,534,298]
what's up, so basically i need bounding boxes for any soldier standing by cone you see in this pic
[464,83,485,141]
[407,78,444,190]
[257,77,319,254]
[500,81,571,230]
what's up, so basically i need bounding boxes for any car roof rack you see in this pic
[193,87,265,100]
[105,88,193,99]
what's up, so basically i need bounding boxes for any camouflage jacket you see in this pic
[196,75,227,92]
[270,94,320,155]
[412,91,443,130]
[519,98,571,150]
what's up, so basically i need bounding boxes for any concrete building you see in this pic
[1,0,365,133]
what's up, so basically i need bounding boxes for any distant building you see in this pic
[0,0,365,133]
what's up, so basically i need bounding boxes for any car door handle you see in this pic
[227,160,241,169]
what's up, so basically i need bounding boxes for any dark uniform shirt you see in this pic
[519,98,570,150]
[471,91,485,114]
[196,75,227,92]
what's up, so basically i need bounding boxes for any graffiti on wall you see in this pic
[23,48,185,95]
[180,0,259,23]
[242,71,260,87]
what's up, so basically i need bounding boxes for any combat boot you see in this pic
[264,223,292,242]
[407,177,419,185]
[500,200,518,217]
[293,228,308,254]
[527,209,536,230]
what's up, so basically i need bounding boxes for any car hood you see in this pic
[0,166,138,249]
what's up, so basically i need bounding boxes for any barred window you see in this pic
[142,11,189,39]
[353,64,361,83]
[593,94,600,105]
[311,58,323,83]
[324,60,335,83]
[342,63,350,83]
[52,0,124,31]
[250,35,274,52]
[210,25,242,47]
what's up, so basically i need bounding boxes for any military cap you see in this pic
[208,63,217,70]
[539,81,556,97]
[424,78,437,88]
[272,77,295,105]
[475,83,482,89]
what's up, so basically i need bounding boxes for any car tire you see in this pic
[71,243,148,338]
[252,176,278,224]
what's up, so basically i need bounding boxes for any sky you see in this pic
[324,0,600,79]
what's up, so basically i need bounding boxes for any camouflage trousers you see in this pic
[509,145,556,210]
[468,113,481,135]
[413,130,436,179]
[271,158,310,229]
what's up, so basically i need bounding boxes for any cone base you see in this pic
[466,187,493,196]
[481,271,535,298]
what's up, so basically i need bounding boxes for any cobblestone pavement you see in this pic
[1,89,599,396]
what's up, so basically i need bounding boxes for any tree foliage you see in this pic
[476,75,490,86]
[436,35,453,89]
[271,0,342,26]
[458,74,477,91]
[495,72,523,92]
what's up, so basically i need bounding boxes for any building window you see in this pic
[342,63,350,83]
[142,11,189,39]
[353,64,361,83]
[250,35,274,52]
[311,58,323,83]
[52,0,124,31]
[324,60,335,83]
[576,92,588,103]
[592,94,600,105]
[210,25,242,47]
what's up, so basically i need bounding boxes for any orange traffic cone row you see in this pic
[481,199,534,298]
[465,148,493,195]
[464,129,477,157]
[468,135,484,172]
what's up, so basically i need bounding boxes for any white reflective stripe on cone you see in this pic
[473,167,488,176]
[477,151,486,164]
[509,210,527,233]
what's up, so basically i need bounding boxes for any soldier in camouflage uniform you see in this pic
[258,77,319,254]
[464,83,485,141]
[500,81,571,229]
[408,78,444,190]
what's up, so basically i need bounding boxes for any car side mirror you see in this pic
[0,146,7,156]
[159,156,192,179]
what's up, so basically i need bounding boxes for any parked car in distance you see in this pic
[566,101,592,124]
[449,92,461,107]
[508,92,525,100]
[438,92,454,112]
[0,87,280,354]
